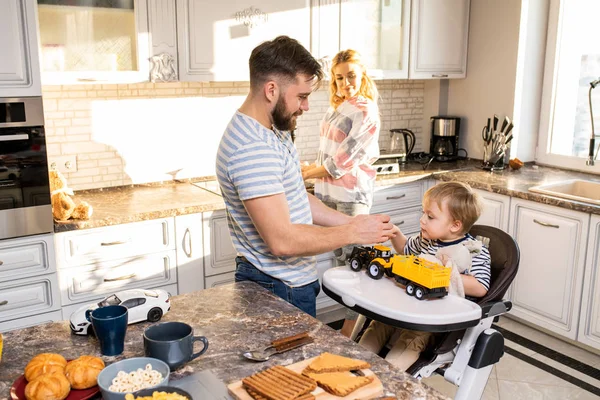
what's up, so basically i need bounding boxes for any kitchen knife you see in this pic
[493,115,499,133]
[504,122,514,137]
[505,133,513,145]
[500,116,510,134]
[486,118,491,138]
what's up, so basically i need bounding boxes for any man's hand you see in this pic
[301,162,315,173]
[349,214,395,244]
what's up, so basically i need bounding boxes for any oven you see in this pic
[0,97,53,240]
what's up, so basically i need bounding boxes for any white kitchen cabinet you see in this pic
[203,210,237,278]
[578,214,600,350]
[177,0,311,82]
[0,0,42,97]
[175,213,205,294]
[205,272,236,288]
[0,234,61,333]
[0,310,62,333]
[316,251,338,311]
[508,198,589,340]
[408,0,470,79]
[55,220,178,317]
[475,189,510,231]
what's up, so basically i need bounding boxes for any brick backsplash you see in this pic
[43,80,425,190]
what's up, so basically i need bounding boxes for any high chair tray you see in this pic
[322,267,482,332]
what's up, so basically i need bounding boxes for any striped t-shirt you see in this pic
[216,111,317,287]
[314,96,380,207]
[404,234,491,293]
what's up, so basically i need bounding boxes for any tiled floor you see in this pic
[319,312,600,399]
[421,317,600,399]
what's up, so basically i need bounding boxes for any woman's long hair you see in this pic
[329,49,378,109]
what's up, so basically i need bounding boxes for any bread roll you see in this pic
[24,371,70,400]
[65,355,105,389]
[24,353,68,382]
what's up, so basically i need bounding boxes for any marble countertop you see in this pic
[56,160,600,233]
[0,282,449,400]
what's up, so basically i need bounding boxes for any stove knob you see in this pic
[387,166,393,172]
[377,167,382,172]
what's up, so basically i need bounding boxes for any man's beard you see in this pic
[272,96,300,131]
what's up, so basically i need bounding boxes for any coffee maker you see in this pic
[430,116,460,162]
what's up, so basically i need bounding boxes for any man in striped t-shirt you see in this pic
[359,181,491,371]
[216,36,395,317]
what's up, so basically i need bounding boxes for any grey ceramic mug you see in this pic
[143,322,209,369]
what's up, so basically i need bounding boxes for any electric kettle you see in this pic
[389,128,415,163]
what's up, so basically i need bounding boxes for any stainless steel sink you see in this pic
[529,179,600,205]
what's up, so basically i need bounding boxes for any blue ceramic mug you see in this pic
[91,305,128,356]
[143,322,209,370]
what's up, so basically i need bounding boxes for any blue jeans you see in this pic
[235,257,321,317]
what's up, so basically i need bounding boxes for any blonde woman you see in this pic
[302,49,381,336]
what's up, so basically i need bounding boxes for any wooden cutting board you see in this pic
[228,356,384,400]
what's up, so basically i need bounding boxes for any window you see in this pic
[36,0,149,84]
[537,0,600,172]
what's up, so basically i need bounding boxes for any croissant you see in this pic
[24,353,68,382]
[24,371,70,400]
[65,355,105,389]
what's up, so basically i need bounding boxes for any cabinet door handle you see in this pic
[183,228,192,257]
[386,194,406,200]
[397,220,405,225]
[104,273,136,282]
[533,219,560,229]
[0,260,3,265]
[100,239,131,246]
[0,300,7,306]
[432,74,449,78]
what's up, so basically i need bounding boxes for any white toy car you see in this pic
[69,289,171,335]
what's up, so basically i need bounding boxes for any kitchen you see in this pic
[1,0,600,399]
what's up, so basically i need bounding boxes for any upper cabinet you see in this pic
[35,0,150,84]
[177,0,311,82]
[312,0,470,80]
[0,0,42,97]
[409,0,470,79]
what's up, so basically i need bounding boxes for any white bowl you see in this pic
[97,357,170,400]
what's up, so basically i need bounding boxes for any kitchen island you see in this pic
[0,282,449,400]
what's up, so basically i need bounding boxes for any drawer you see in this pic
[61,283,179,321]
[0,234,55,282]
[55,219,175,268]
[371,182,425,214]
[0,274,61,322]
[203,211,237,277]
[0,310,63,333]
[59,250,177,305]
[205,272,235,288]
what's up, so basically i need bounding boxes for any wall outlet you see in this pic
[49,155,78,173]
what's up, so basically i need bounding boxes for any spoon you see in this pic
[243,336,314,362]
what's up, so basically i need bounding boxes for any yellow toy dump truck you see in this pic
[366,252,452,300]
[348,245,393,272]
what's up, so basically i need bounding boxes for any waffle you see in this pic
[246,388,315,400]
[303,352,371,373]
[304,371,374,397]
[242,365,316,400]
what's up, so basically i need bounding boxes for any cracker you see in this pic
[304,371,374,397]
[303,352,371,373]
[242,365,316,400]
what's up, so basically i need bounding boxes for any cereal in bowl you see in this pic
[109,364,163,393]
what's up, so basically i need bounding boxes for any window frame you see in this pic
[37,0,150,85]
[536,0,600,173]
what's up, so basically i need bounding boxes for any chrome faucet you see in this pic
[586,78,600,166]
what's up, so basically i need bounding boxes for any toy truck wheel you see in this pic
[406,283,415,296]
[415,287,425,300]
[367,261,385,280]
[349,257,363,272]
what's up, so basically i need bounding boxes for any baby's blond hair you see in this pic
[424,181,482,234]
